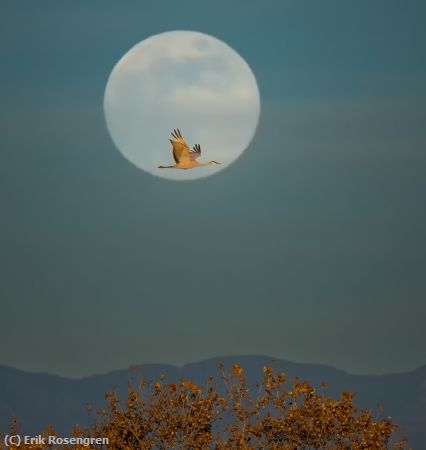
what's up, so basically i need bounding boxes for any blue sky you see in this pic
[0,0,425,377]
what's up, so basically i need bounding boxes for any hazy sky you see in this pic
[1,0,425,378]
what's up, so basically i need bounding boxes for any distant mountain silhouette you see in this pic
[1,356,425,447]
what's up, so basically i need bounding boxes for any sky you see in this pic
[0,0,425,378]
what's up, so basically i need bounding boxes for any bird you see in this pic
[158,129,221,169]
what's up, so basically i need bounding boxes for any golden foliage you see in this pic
[0,364,409,449]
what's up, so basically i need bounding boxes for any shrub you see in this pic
[1,364,409,449]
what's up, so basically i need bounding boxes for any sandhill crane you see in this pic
[158,129,221,170]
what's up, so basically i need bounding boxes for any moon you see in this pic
[103,31,260,180]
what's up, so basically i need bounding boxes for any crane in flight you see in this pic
[158,129,221,170]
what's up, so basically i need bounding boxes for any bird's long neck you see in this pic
[197,161,219,167]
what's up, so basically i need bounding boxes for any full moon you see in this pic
[104,31,260,180]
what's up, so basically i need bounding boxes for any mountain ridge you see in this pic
[1,355,425,447]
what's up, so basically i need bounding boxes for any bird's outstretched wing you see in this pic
[190,143,201,161]
[170,129,190,163]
